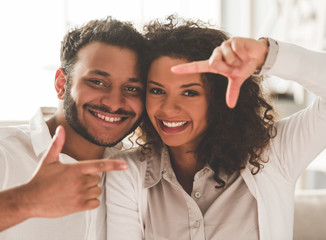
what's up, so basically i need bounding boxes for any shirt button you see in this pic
[194,191,202,199]
[194,220,201,228]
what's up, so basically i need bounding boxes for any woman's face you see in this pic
[146,56,208,148]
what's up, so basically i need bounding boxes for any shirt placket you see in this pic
[163,168,207,240]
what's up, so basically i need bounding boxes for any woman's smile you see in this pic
[157,118,190,133]
[146,56,208,148]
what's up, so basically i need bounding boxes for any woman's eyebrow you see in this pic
[148,80,164,87]
[180,83,202,88]
[148,81,202,88]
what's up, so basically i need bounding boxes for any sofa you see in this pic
[293,189,326,240]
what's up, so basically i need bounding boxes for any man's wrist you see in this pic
[11,184,36,219]
[0,185,34,231]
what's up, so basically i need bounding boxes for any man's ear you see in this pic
[55,68,66,100]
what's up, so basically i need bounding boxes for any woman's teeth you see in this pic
[162,121,187,128]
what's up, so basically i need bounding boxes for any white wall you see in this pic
[0,0,223,121]
[1,0,325,121]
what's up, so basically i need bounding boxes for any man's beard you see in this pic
[63,79,141,147]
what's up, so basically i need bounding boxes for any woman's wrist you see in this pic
[255,38,279,75]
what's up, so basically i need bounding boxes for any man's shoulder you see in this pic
[0,124,30,142]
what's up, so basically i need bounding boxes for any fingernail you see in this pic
[55,126,60,136]
[118,162,128,170]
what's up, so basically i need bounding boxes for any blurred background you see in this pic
[0,0,326,190]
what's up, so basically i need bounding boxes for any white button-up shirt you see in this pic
[106,41,326,240]
[0,108,121,240]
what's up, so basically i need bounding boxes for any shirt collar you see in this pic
[29,107,124,161]
[30,108,54,159]
[143,145,231,188]
[144,145,170,188]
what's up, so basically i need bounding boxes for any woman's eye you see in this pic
[183,90,199,97]
[149,88,165,94]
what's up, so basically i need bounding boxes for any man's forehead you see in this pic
[72,43,141,80]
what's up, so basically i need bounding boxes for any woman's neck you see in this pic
[168,145,204,195]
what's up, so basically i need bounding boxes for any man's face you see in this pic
[63,42,144,147]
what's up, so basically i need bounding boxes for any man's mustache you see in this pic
[84,104,136,117]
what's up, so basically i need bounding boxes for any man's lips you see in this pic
[157,118,190,133]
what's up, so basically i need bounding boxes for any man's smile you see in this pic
[88,109,128,124]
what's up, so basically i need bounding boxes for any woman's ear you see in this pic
[55,68,66,100]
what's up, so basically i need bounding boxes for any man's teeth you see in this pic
[162,121,187,128]
[96,113,122,123]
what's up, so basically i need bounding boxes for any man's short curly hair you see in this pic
[139,15,276,187]
[60,16,148,82]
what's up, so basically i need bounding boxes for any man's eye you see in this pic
[89,79,104,86]
[183,90,199,97]
[149,88,165,94]
[125,86,139,92]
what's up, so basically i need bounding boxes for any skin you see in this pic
[50,42,144,160]
[172,37,269,108]
[147,37,269,194]
[0,42,144,231]
[147,57,208,193]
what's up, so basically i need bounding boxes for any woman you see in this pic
[106,16,326,240]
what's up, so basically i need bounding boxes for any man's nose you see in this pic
[100,88,125,113]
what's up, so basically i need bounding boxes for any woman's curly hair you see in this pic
[139,15,276,187]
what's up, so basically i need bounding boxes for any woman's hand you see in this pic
[171,37,269,108]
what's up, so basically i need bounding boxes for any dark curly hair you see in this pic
[139,15,276,187]
[60,16,148,83]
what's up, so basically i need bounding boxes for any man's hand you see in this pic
[171,37,269,108]
[0,126,128,231]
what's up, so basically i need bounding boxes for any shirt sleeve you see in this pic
[0,145,8,190]
[106,152,145,240]
[266,41,326,182]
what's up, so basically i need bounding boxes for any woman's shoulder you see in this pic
[110,147,147,176]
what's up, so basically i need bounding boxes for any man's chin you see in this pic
[82,134,123,147]
[93,139,123,147]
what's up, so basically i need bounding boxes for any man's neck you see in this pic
[46,115,106,161]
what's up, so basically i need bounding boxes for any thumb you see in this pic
[42,126,65,165]
[226,78,242,109]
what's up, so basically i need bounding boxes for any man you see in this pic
[0,16,147,239]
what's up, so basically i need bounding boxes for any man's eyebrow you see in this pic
[89,70,110,77]
[128,77,141,83]
[89,70,140,83]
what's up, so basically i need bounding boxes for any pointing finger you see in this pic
[171,60,211,74]
[74,159,128,174]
